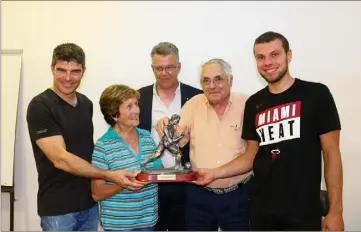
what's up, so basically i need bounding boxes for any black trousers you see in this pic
[155,182,186,231]
[250,211,322,231]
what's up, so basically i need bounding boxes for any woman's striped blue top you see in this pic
[91,126,162,231]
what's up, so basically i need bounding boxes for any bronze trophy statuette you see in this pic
[136,114,198,182]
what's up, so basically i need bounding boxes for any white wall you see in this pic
[1,1,361,230]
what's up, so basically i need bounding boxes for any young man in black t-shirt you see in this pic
[192,32,344,231]
[26,43,146,231]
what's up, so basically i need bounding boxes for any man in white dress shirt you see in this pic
[137,42,202,231]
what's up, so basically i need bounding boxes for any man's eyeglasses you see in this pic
[152,65,178,73]
[201,75,227,86]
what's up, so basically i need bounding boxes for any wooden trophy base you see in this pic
[136,171,198,182]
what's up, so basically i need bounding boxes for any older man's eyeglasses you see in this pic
[152,65,178,73]
[201,76,227,86]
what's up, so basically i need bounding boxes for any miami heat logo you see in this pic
[255,101,301,146]
[271,149,280,160]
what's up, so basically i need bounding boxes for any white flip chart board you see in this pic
[1,50,23,187]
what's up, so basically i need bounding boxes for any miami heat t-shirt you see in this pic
[242,78,341,219]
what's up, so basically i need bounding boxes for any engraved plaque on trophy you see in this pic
[136,114,198,182]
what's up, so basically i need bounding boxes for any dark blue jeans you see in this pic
[40,204,99,231]
[186,182,250,231]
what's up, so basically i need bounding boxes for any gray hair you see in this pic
[201,58,233,78]
[150,42,179,62]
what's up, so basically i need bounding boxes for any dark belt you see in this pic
[205,174,252,195]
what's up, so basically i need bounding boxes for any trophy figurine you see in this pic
[136,114,198,182]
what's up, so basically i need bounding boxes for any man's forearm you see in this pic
[324,150,343,214]
[92,184,123,202]
[55,151,114,182]
[216,152,254,179]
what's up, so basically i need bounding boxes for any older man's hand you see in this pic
[191,167,217,186]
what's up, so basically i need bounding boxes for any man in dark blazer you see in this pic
[138,42,202,231]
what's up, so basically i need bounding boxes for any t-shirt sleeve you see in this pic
[316,84,341,135]
[241,98,259,141]
[26,100,62,142]
[91,140,109,170]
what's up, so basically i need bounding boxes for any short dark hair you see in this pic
[51,43,86,69]
[99,84,140,127]
[254,31,290,53]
